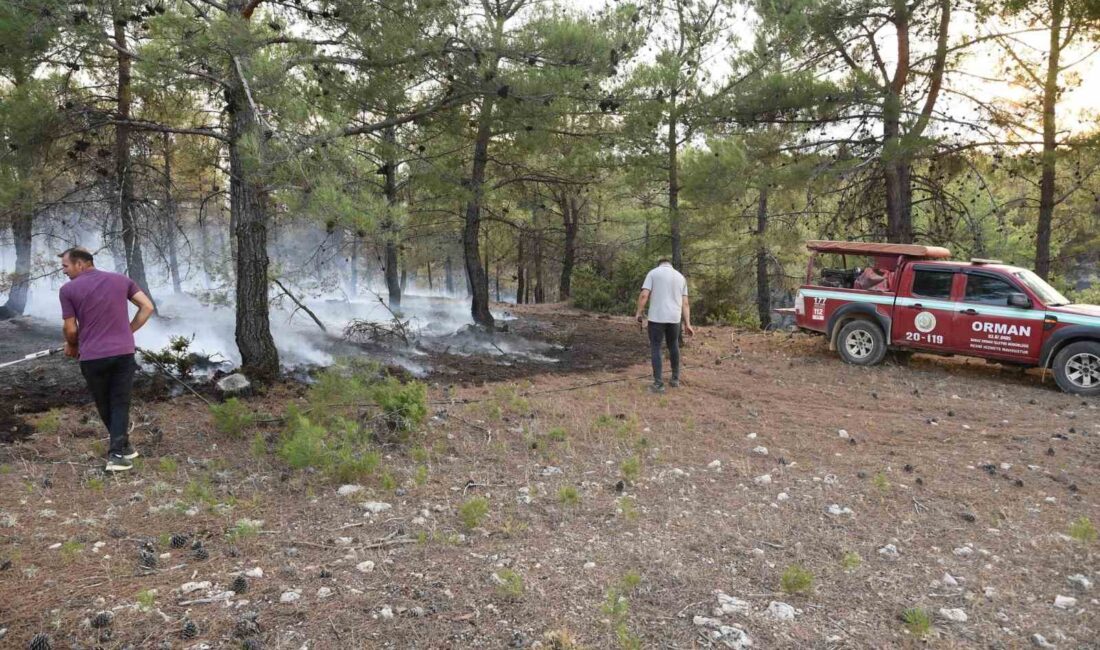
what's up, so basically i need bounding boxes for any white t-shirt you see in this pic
[642,263,688,324]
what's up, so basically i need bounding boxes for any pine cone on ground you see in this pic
[241,638,263,650]
[28,633,52,650]
[170,534,189,549]
[91,611,113,628]
[139,549,157,568]
[180,619,198,639]
[191,545,209,561]
[230,575,248,593]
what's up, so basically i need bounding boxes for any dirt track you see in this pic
[0,306,1096,648]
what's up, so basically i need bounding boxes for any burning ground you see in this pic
[0,306,1097,648]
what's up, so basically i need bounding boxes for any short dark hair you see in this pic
[656,257,671,265]
[59,247,94,264]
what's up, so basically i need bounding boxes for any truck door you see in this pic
[892,266,957,351]
[952,271,1045,362]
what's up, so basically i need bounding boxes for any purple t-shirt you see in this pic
[59,269,140,361]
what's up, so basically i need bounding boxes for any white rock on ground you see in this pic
[776,492,790,502]
[216,373,251,395]
[540,466,563,476]
[953,546,974,557]
[877,544,899,559]
[316,587,333,599]
[1067,574,1092,591]
[279,590,301,604]
[380,605,394,620]
[752,446,768,456]
[837,429,849,439]
[180,581,211,594]
[337,484,363,496]
[694,617,753,650]
[938,608,968,623]
[766,601,796,621]
[942,573,959,587]
[244,567,263,578]
[356,561,375,573]
[360,502,392,514]
[1031,634,1057,649]
[826,504,853,516]
[1053,595,1077,609]
[753,474,772,485]
[708,460,723,469]
[746,432,757,439]
[714,592,751,616]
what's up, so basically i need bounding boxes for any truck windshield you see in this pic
[1013,269,1070,306]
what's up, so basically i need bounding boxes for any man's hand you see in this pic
[636,315,647,332]
[64,341,79,358]
[684,324,695,337]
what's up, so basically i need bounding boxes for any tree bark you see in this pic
[463,94,496,327]
[445,254,455,294]
[227,51,278,378]
[883,95,913,244]
[755,188,771,330]
[1035,0,1064,280]
[349,233,360,296]
[114,16,154,304]
[0,209,31,319]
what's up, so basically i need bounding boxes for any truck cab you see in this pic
[783,240,1100,395]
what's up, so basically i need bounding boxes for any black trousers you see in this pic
[79,354,136,456]
[647,322,681,384]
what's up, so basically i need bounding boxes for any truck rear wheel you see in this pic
[1053,341,1100,396]
[836,320,887,366]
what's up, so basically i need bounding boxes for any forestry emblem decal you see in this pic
[914,311,937,333]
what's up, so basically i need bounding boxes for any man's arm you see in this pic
[63,317,79,357]
[681,295,695,336]
[635,289,650,328]
[129,291,155,333]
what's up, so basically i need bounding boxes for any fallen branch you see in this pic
[273,278,327,332]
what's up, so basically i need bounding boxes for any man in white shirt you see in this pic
[635,258,694,392]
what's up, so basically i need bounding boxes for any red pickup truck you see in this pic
[782,240,1100,395]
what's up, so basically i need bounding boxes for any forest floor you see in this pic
[0,304,1097,649]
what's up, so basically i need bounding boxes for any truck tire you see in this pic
[836,320,887,366]
[1052,341,1100,396]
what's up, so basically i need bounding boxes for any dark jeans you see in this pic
[80,354,136,456]
[647,322,681,384]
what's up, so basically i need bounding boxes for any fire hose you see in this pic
[0,347,64,369]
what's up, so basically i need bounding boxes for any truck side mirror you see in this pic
[1007,293,1031,309]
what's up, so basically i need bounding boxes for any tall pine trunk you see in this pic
[559,195,578,299]
[1035,0,1064,280]
[227,57,278,377]
[463,96,495,327]
[883,97,914,244]
[516,229,525,305]
[755,188,771,330]
[162,133,182,294]
[114,16,153,303]
[667,102,683,270]
[382,125,402,307]
[444,254,455,295]
[0,208,31,319]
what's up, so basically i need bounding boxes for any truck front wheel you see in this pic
[836,320,887,366]
[1053,341,1100,396]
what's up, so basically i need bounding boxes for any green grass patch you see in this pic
[493,568,524,600]
[459,497,490,530]
[780,564,813,595]
[135,589,156,610]
[414,464,429,486]
[228,518,262,541]
[841,551,861,571]
[901,607,932,637]
[620,455,641,484]
[60,540,83,563]
[1069,516,1097,543]
[558,486,580,508]
[86,477,104,491]
[209,398,257,438]
[617,496,638,522]
[158,457,178,474]
[35,409,62,435]
[547,427,568,442]
[184,476,217,506]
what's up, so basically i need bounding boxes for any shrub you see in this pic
[35,409,61,435]
[901,607,931,637]
[139,335,197,378]
[547,427,568,442]
[571,266,617,312]
[780,564,813,595]
[228,519,262,541]
[158,457,178,473]
[1069,516,1097,543]
[278,414,329,470]
[135,589,156,610]
[209,398,256,438]
[371,377,428,435]
[841,551,861,570]
[459,497,490,530]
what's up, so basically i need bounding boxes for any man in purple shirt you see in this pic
[59,248,155,472]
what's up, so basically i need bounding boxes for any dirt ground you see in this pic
[0,305,1097,649]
